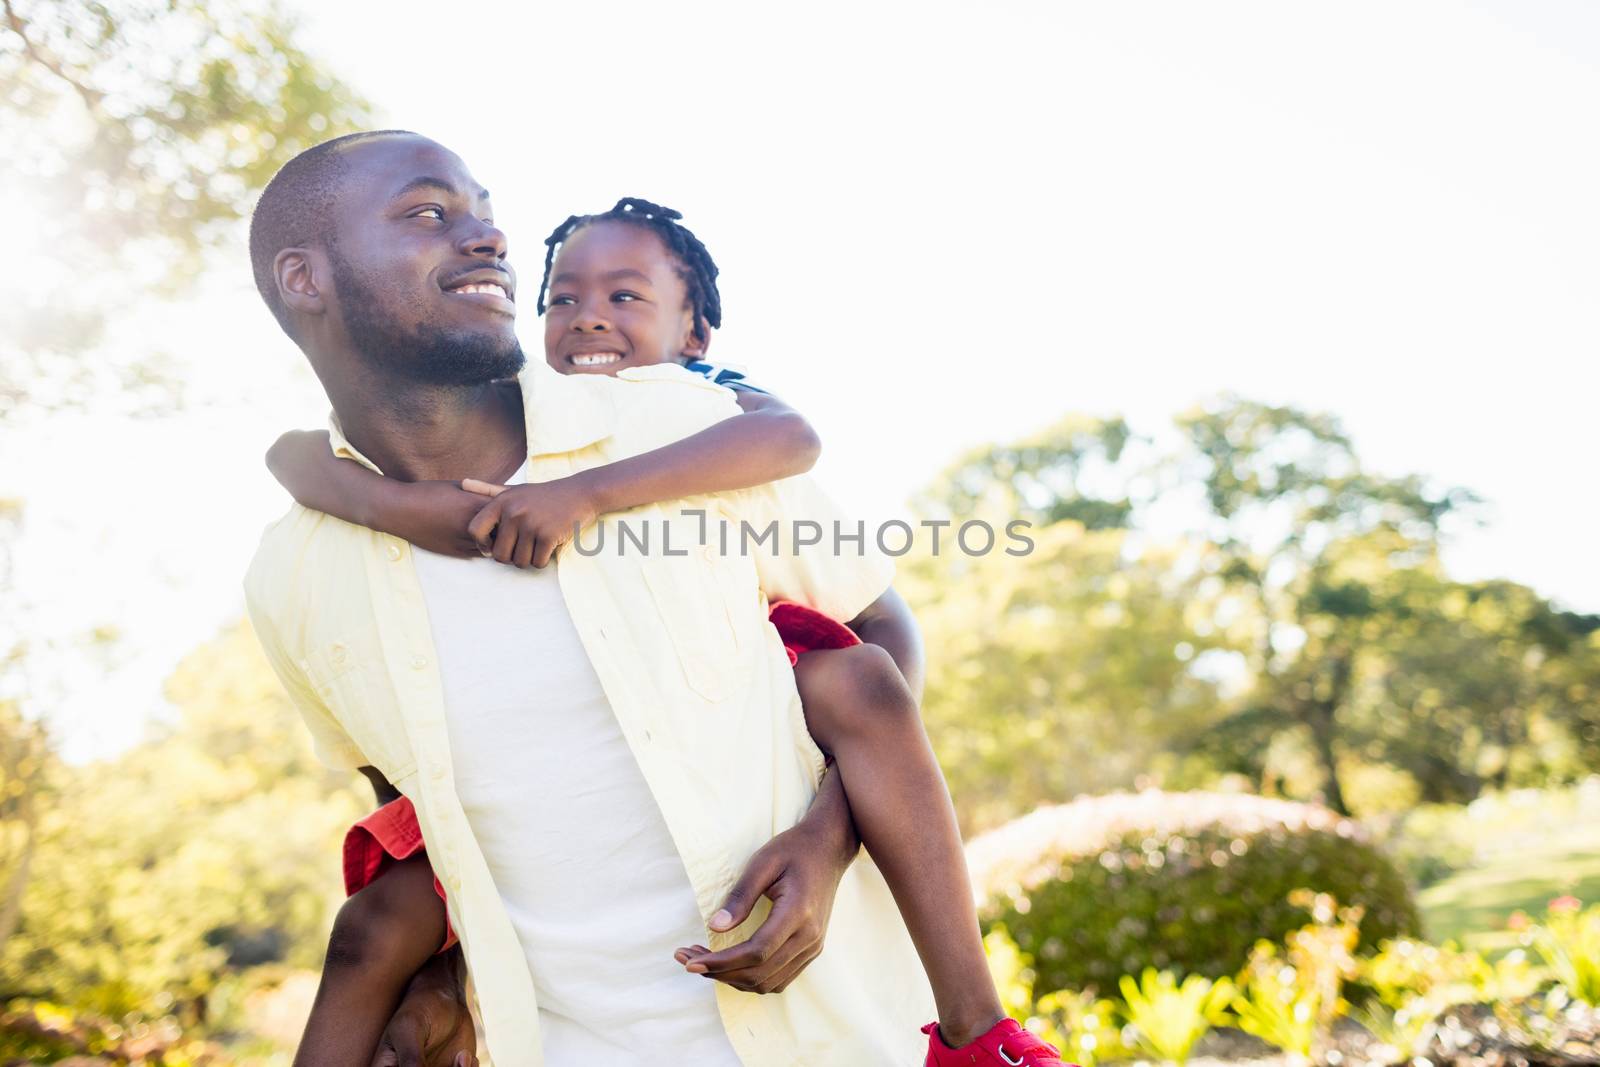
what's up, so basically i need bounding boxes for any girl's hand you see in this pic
[462,475,600,569]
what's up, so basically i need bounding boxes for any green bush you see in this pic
[968,790,1419,993]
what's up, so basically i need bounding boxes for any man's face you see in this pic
[325,136,524,385]
[543,220,702,376]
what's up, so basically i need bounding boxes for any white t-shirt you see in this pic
[411,481,743,1065]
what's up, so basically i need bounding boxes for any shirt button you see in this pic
[387,542,403,561]
[410,654,428,670]
[701,544,717,563]
[330,642,348,664]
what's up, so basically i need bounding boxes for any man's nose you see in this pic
[458,217,508,260]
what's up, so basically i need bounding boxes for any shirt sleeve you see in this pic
[727,474,896,624]
[682,359,770,395]
[245,586,369,772]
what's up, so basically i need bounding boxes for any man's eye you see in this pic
[549,295,576,306]
[415,207,444,220]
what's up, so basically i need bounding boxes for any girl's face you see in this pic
[542,219,706,376]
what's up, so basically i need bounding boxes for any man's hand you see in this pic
[369,951,477,1067]
[462,475,599,569]
[672,770,858,995]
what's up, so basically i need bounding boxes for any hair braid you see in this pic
[534,198,723,342]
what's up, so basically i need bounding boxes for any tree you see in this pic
[913,415,1139,531]
[0,6,368,998]
[0,698,51,951]
[1345,568,1600,802]
[902,521,1232,833]
[0,0,372,420]
[0,623,364,1023]
[909,396,1599,819]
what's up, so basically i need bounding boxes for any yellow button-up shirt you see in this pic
[245,361,933,1066]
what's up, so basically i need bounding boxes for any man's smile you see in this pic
[443,268,516,316]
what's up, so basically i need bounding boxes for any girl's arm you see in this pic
[465,391,822,568]
[266,430,486,557]
[591,390,820,509]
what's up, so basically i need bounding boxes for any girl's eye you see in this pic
[549,295,576,306]
[611,292,640,303]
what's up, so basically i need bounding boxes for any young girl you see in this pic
[272,198,1064,1067]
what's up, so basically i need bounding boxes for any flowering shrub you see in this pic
[967,791,1419,993]
[982,890,1600,1066]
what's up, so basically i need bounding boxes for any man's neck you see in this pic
[331,376,527,484]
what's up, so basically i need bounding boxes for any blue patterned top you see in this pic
[683,359,769,396]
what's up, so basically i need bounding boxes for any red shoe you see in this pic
[922,1018,1070,1066]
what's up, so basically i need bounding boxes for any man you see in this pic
[243,129,933,1064]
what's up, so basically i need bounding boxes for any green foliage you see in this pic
[0,624,364,1024]
[1230,945,1318,1063]
[904,524,1232,833]
[969,791,1419,994]
[1530,897,1600,1006]
[1,0,372,418]
[912,415,1138,531]
[912,396,1600,827]
[1117,968,1234,1064]
[1030,987,1128,1067]
[984,926,1129,1066]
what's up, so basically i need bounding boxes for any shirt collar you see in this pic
[517,358,618,456]
[323,359,623,473]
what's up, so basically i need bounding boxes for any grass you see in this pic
[1411,781,1600,953]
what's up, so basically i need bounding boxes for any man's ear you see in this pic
[275,247,327,319]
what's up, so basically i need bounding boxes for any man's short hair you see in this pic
[247,130,416,332]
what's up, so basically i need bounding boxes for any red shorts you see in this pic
[341,600,859,953]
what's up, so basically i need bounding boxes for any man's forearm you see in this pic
[795,762,860,860]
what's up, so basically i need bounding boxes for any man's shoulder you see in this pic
[605,363,741,449]
[243,503,366,620]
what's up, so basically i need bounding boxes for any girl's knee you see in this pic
[795,644,919,747]
[326,857,440,972]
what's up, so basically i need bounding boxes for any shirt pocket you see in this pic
[299,628,417,785]
[638,520,754,704]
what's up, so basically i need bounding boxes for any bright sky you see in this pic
[6,0,1598,760]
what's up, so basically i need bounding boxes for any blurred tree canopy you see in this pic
[911,397,1600,829]
[0,5,372,1038]
[0,623,363,1024]
[0,0,372,419]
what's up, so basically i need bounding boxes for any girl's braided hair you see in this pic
[535,197,722,342]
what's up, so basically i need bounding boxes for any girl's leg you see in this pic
[794,644,1004,1048]
[295,856,448,1066]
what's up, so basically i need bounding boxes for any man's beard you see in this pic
[330,251,526,386]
